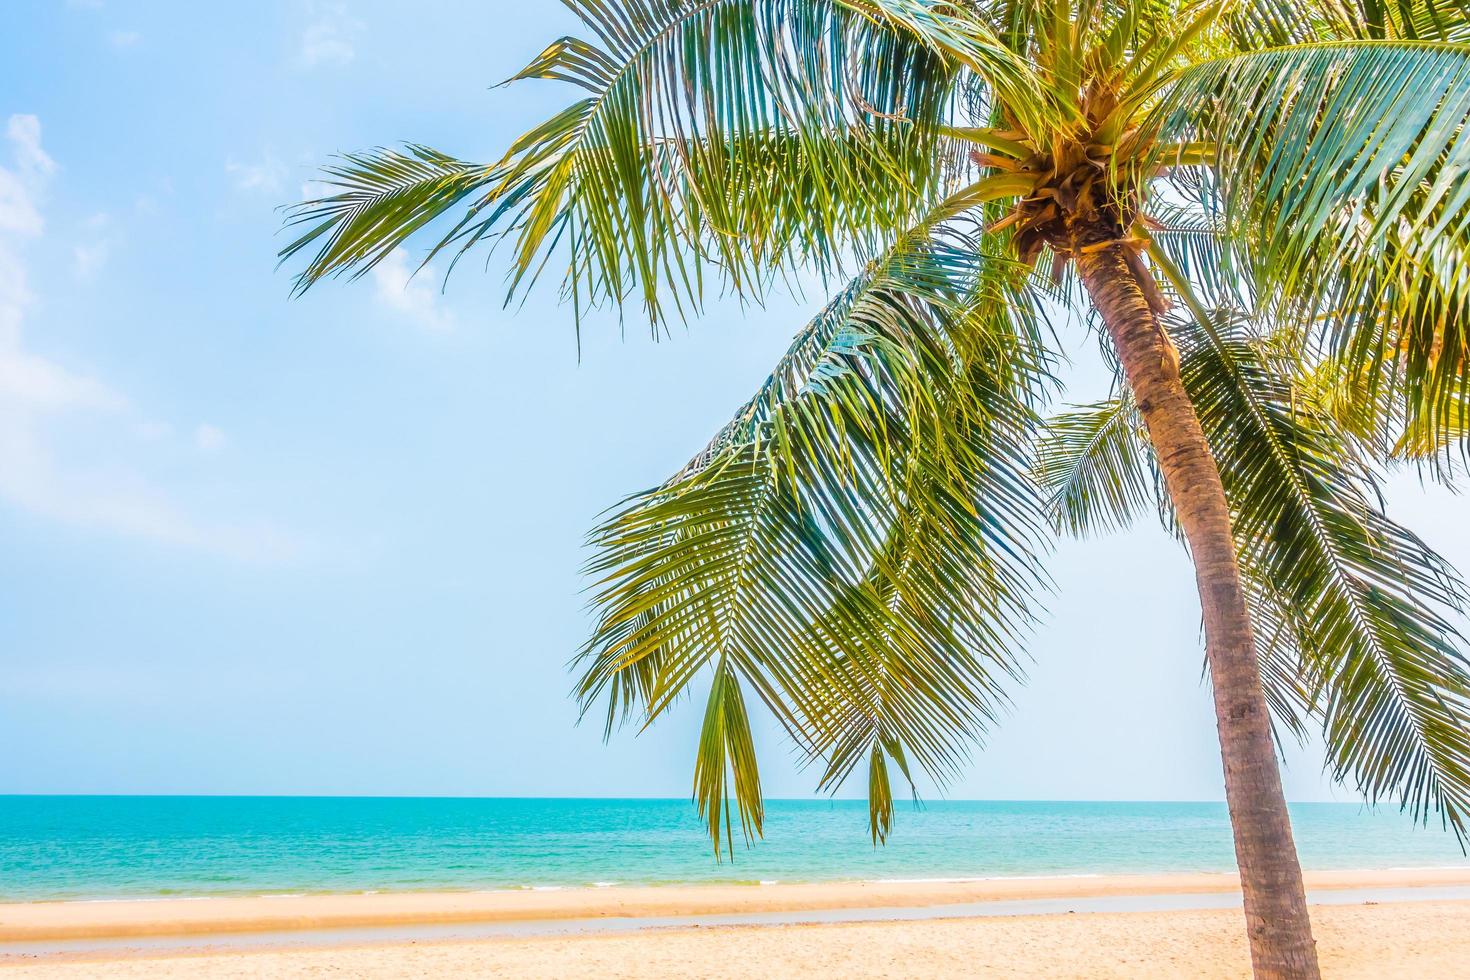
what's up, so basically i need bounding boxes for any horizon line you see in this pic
[0,793,1363,806]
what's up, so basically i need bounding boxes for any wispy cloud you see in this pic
[72,241,109,279]
[371,249,455,333]
[0,344,124,414]
[226,154,287,195]
[71,212,112,280]
[0,115,298,562]
[194,423,227,453]
[0,115,53,243]
[298,1,362,69]
[108,29,142,48]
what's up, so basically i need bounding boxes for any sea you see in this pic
[1,797,1466,902]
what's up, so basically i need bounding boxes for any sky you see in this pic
[2,0,1468,811]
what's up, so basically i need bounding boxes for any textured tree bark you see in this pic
[1075,241,1322,980]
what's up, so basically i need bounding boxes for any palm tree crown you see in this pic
[281,2,1470,974]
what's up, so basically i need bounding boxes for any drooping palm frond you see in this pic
[1174,309,1470,833]
[1034,397,1158,536]
[1296,341,1470,477]
[804,313,1054,835]
[1147,208,1470,477]
[1148,41,1470,450]
[1311,219,1470,475]
[694,662,764,855]
[575,216,1052,848]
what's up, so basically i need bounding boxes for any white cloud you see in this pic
[0,114,296,562]
[109,29,142,48]
[71,211,112,280]
[371,248,455,332]
[0,242,32,346]
[72,241,109,279]
[194,423,227,453]
[7,115,53,175]
[134,420,173,441]
[0,116,53,239]
[226,154,288,195]
[298,1,362,69]
[0,345,125,414]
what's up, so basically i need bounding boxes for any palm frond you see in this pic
[1230,0,1470,46]
[460,0,967,318]
[282,0,1059,324]
[694,662,764,856]
[279,146,498,293]
[1297,343,1470,477]
[1143,193,1243,308]
[1034,397,1157,536]
[1149,41,1470,450]
[575,215,1052,848]
[1175,308,1470,834]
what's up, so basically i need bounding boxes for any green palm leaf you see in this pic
[1296,344,1470,476]
[279,146,498,294]
[1229,0,1470,47]
[453,0,982,318]
[1149,42,1470,449]
[282,0,1057,324]
[576,216,1051,848]
[1034,397,1157,537]
[1175,309,1470,832]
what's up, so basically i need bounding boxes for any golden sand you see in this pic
[2,901,1467,978]
[1,867,1468,942]
[2,869,1468,978]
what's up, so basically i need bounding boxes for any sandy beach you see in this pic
[3,867,1469,942]
[2,900,1467,978]
[3,869,1468,977]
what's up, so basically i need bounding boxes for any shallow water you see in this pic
[0,796,1465,901]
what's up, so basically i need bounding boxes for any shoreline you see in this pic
[20,861,1470,907]
[4,867,1470,944]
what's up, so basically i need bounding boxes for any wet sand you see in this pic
[3,898,1467,978]
[3,867,1468,943]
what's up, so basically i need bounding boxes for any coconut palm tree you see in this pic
[280,1,1470,975]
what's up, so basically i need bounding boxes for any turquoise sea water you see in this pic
[0,797,1466,902]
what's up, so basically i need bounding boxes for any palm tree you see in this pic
[280,1,1470,976]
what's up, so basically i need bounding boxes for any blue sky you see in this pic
[2,1,1467,812]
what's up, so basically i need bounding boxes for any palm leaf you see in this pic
[1175,308,1470,833]
[1149,41,1470,450]
[444,0,976,322]
[1297,344,1470,476]
[1034,397,1157,537]
[1228,0,1470,47]
[279,146,498,293]
[281,1,1059,323]
[576,215,1051,847]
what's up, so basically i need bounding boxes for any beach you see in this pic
[5,800,1469,976]
[3,870,1469,978]
[6,903,1468,979]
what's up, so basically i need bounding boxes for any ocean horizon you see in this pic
[2,796,1466,903]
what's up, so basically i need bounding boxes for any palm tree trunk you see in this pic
[1075,241,1322,980]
